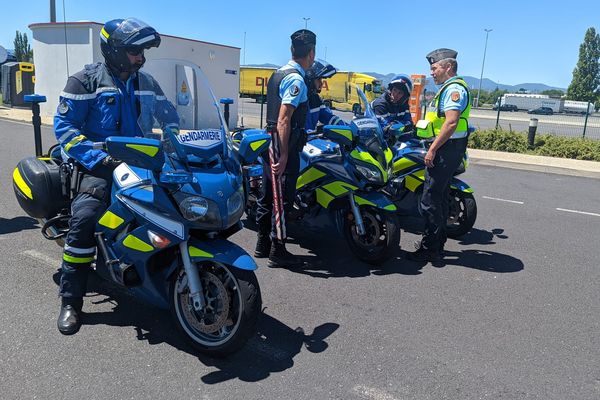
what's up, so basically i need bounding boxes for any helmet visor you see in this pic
[110,18,159,48]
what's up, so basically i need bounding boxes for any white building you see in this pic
[29,21,240,127]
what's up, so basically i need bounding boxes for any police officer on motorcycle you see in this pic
[406,48,470,265]
[372,74,414,132]
[304,59,345,133]
[254,29,316,268]
[54,18,179,334]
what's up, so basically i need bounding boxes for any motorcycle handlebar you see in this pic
[92,142,106,150]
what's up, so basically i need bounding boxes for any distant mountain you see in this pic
[363,72,566,94]
[244,65,566,94]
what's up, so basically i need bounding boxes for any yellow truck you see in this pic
[320,72,383,113]
[239,67,383,113]
[239,66,276,101]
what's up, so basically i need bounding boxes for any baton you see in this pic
[269,130,286,241]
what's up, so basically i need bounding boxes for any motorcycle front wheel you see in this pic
[338,207,401,265]
[446,190,477,238]
[169,262,261,357]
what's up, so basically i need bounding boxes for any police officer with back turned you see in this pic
[406,48,471,265]
[254,29,316,268]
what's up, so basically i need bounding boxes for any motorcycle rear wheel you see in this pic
[446,190,477,238]
[338,207,400,265]
[169,262,261,357]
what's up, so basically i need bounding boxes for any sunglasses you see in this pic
[126,48,145,56]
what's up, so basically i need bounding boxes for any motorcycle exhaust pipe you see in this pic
[348,193,366,236]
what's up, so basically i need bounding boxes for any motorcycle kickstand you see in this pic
[178,241,206,312]
[348,193,366,236]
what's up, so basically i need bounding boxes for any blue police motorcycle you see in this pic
[235,87,400,264]
[12,60,268,356]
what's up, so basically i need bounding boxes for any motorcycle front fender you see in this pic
[353,191,397,212]
[186,237,258,271]
[449,177,474,193]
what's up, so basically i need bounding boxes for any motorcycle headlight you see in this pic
[178,196,221,227]
[227,187,244,222]
[179,196,209,221]
[356,164,383,183]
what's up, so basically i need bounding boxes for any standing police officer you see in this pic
[372,74,414,131]
[254,29,316,268]
[406,48,470,265]
[54,18,179,334]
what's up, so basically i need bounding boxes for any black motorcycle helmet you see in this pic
[306,59,337,82]
[100,18,161,73]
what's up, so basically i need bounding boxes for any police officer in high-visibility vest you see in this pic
[254,29,316,268]
[406,48,470,265]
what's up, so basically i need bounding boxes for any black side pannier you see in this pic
[13,156,70,219]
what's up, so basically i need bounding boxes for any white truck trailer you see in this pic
[562,100,594,115]
[501,94,563,112]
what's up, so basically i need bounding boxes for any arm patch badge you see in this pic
[290,84,300,96]
[57,101,69,115]
[450,91,460,102]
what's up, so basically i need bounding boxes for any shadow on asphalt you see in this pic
[0,216,39,234]
[52,271,339,382]
[457,227,509,245]
[399,248,524,273]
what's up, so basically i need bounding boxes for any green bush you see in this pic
[468,129,600,161]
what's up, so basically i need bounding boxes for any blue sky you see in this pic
[1,0,599,88]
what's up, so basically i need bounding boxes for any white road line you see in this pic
[482,196,524,205]
[353,385,400,400]
[21,249,57,268]
[556,208,600,217]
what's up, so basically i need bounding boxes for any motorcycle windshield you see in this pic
[354,86,388,156]
[137,58,232,162]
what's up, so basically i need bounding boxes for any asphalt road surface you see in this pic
[1,118,599,399]
[238,98,600,139]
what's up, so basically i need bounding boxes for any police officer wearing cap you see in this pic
[54,18,179,334]
[406,48,470,265]
[254,29,316,268]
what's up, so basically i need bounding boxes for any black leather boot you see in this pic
[57,298,82,335]
[254,233,272,258]
[267,241,305,268]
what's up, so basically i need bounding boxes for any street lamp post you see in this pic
[302,17,310,29]
[476,28,493,108]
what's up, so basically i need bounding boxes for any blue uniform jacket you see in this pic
[305,92,344,132]
[371,92,413,129]
[54,62,179,171]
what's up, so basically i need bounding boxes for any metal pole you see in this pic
[242,31,246,65]
[528,118,538,148]
[50,0,56,22]
[582,101,590,138]
[260,80,265,128]
[476,28,493,108]
[495,96,501,130]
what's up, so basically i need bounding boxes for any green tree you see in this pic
[566,27,600,103]
[541,89,565,98]
[13,31,33,62]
